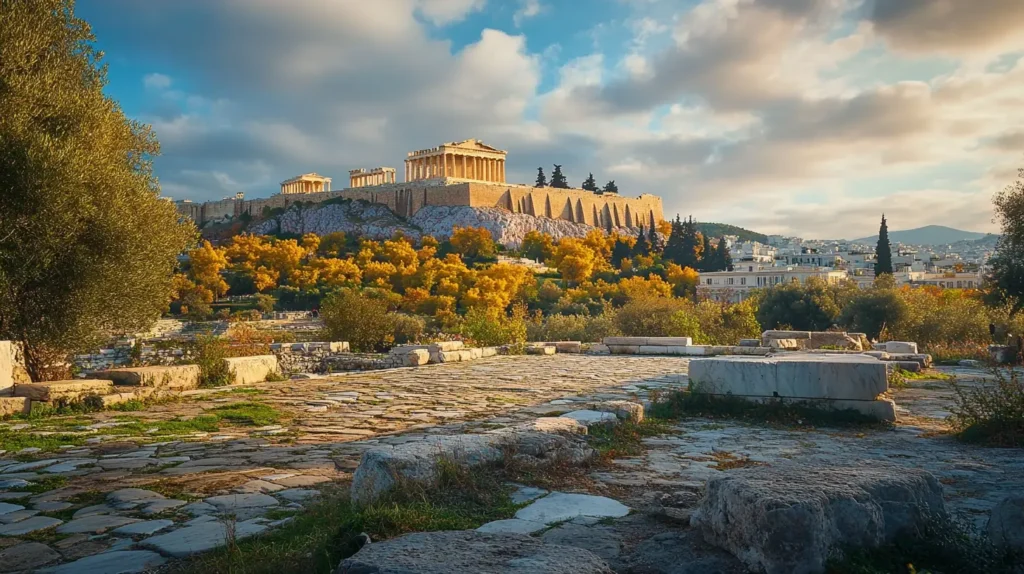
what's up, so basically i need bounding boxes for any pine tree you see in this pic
[715,237,732,271]
[602,180,618,194]
[581,173,598,192]
[662,216,685,263]
[550,164,568,188]
[647,222,661,253]
[611,237,632,267]
[534,167,547,187]
[633,224,651,257]
[677,216,701,269]
[874,214,893,276]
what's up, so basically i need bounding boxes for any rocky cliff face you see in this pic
[248,200,638,246]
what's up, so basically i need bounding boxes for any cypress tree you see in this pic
[550,164,568,188]
[676,216,701,269]
[716,237,732,271]
[698,234,713,271]
[648,223,660,253]
[663,216,685,264]
[874,214,893,276]
[534,167,547,187]
[581,173,598,192]
[611,237,632,267]
[633,224,651,257]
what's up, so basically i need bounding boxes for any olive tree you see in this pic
[988,167,1024,315]
[0,1,195,380]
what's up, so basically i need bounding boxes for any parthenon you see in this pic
[280,173,332,194]
[405,139,506,183]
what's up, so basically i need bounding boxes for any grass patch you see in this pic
[170,458,521,574]
[826,512,1019,574]
[209,402,281,426]
[648,388,887,428]
[949,367,1024,447]
[108,399,147,412]
[227,387,267,396]
[0,429,89,452]
[588,418,673,459]
[889,368,955,389]
[23,475,70,494]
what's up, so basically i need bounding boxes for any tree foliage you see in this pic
[755,277,846,331]
[581,173,598,192]
[550,164,569,189]
[534,167,547,187]
[874,214,893,276]
[987,167,1024,314]
[602,180,618,194]
[0,1,195,379]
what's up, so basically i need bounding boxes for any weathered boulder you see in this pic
[399,349,430,366]
[224,355,279,385]
[350,431,594,506]
[690,462,946,574]
[527,345,556,355]
[335,530,613,573]
[95,365,201,390]
[988,495,1024,554]
[0,397,29,417]
[14,379,113,402]
[586,400,644,423]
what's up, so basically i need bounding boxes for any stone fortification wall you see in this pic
[180,179,663,229]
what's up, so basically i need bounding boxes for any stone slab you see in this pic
[476,518,548,534]
[645,337,693,346]
[13,379,113,402]
[112,519,175,536]
[0,397,29,417]
[553,341,582,353]
[336,530,613,574]
[0,515,62,536]
[603,337,649,346]
[56,514,140,534]
[687,354,888,401]
[881,341,918,354]
[761,330,812,340]
[38,550,166,574]
[560,410,618,427]
[637,345,690,355]
[527,345,556,355]
[515,492,630,525]
[0,541,60,572]
[141,519,267,557]
[224,355,279,385]
[607,345,640,355]
[94,365,201,390]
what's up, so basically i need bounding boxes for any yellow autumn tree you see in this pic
[666,263,700,297]
[521,230,555,262]
[188,240,229,298]
[450,226,496,259]
[552,237,597,286]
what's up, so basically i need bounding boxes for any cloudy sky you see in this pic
[78,0,1023,239]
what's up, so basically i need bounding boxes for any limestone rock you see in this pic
[37,550,166,574]
[224,355,279,385]
[687,354,888,401]
[94,365,200,390]
[560,410,618,427]
[515,492,630,525]
[690,462,946,574]
[335,530,613,574]
[0,542,60,572]
[350,431,594,506]
[988,495,1024,553]
[13,379,113,402]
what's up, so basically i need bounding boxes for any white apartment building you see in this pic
[733,241,777,263]
[697,265,849,303]
[908,272,983,290]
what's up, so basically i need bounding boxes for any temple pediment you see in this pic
[447,139,506,154]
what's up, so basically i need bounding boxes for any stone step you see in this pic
[93,365,201,390]
[14,380,114,402]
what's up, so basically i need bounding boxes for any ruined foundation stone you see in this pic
[224,355,279,385]
[94,365,201,391]
[691,462,946,574]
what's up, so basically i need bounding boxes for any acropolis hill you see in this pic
[175,139,665,241]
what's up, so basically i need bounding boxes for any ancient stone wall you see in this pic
[180,179,663,229]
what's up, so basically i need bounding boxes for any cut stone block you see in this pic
[807,332,863,351]
[14,379,113,402]
[399,349,429,366]
[553,341,582,353]
[637,345,689,355]
[587,400,644,423]
[587,344,610,355]
[224,355,279,385]
[480,346,498,357]
[762,330,811,340]
[888,353,933,368]
[688,354,888,401]
[882,341,918,354]
[769,338,800,350]
[560,410,618,427]
[351,431,594,506]
[95,365,201,390]
[336,531,613,574]
[608,345,640,355]
[527,345,556,355]
[691,462,945,574]
[738,339,761,347]
[0,341,14,397]
[645,337,692,346]
[0,397,29,417]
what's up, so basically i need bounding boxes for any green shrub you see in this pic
[392,313,426,345]
[321,290,396,352]
[191,335,235,388]
[459,305,527,347]
[839,287,908,340]
[526,313,620,342]
[692,299,761,345]
[755,277,849,332]
[614,297,689,336]
[949,367,1024,447]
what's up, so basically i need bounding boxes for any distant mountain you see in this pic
[852,225,988,246]
[696,223,767,243]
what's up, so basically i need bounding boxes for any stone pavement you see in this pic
[0,357,1020,572]
[0,355,688,572]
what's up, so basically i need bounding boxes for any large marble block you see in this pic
[688,354,888,401]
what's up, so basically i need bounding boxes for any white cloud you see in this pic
[142,73,171,90]
[513,0,544,27]
[416,0,486,25]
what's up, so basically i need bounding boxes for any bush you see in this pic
[614,297,702,338]
[321,291,396,353]
[191,335,235,388]
[526,313,620,342]
[392,313,426,345]
[692,299,761,345]
[839,287,908,340]
[755,277,846,331]
[458,305,527,347]
[949,367,1024,447]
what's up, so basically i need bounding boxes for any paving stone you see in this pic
[181,501,217,516]
[140,499,187,515]
[37,550,166,574]
[1,460,58,473]
[0,515,63,536]
[56,514,141,534]
[476,518,548,534]
[510,486,549,504]
[0,509,39,524]
[73,504,117,518]
[32,501,71,512]
[515,492,630,525]
[540,523,623,560]
[0,541,61,572]
[0,503,24,515]
[268,474,331,487]
[275,488,318,503]
[107,488,165,504]
[234,479,285,493]
[204,493,280,511]
[0,480,30,489]
[112,519,175,536]
[561,410,618,427]
[141,519,268,557]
